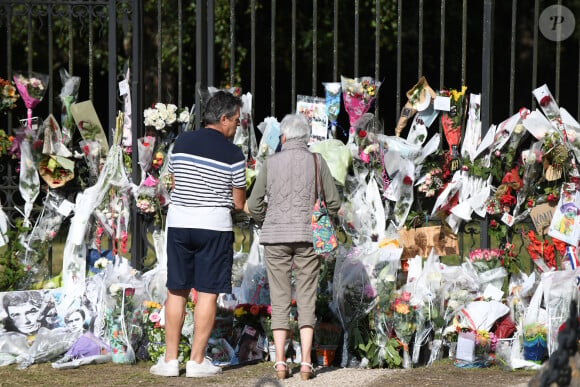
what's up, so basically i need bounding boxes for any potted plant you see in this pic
[314,322,341,366]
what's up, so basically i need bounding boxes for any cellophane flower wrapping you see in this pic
[103,258,146,364]
[254,117,280,176]
[391,289,416,368]
[387,157,415,229]
[341,76,381,144]
[0,76,19,113]
[15,326,83,369]
[18,138,40,228]
[371,248,402,366]
[137,135,156,180]
[332,247,378,367]
[141,230,168,305]
[13,71,49,128]
[233,92,258,162]
[239,233,270,306]
[79,139,102,180]
[340,174,377,245]
[59,68,81,146]
[308,139,351,186]
[138,300,192,363]
[541,269,580,354]
[440,86,467,167]
[323,82,342,138]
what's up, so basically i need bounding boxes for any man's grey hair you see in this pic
[202,90,243,125]
[280,114,310,142]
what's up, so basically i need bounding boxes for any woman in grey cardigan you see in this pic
[247,114,341,380]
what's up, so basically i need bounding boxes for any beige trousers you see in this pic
[264,243,320,330]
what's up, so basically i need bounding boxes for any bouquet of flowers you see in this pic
[467,248,502,273]
[474,329,496,362]
[440,86,467,171]
[417,167,444,198]
[0,77,19,113]
[143,103,190,133]
[139,300,192,363]
[58,68,81,146]
[233,303,271,332]
[13,72,49,129]
[341,75,381,143]
[323,82,342,138]
[105,283,140,364]
[391,290,416,368]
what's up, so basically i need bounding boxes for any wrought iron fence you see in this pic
[0,0,578,270]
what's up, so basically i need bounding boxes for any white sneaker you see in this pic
[186,357,223,377]
[150,357,179,377]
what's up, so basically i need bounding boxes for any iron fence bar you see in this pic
[396,0,401,125]
[354,0,359,78]
[107,0,116,138]
[439,0,444,90]
[195,0,207,129]
[47,4,53,115]
[27,4,32,76]
[131,0,144,269]
[270,0,275,116]
[418,0,423,78]
[532,0,539,110]
[178,0,183,106]
[375,0,380,122]
[5,5,13,131]
[251,0,255,117]
[555,0,562,104]
[229,0,235,88]
[89,5,94,101]
[291,0,296,112]
[207,0,214,88]
[461,0,466,86]
[480,0,494,249]
[333,0,337,82]
[509,0,516,116]
[312,0,317,97]
[68,7,73,74]
[157,0,161,101]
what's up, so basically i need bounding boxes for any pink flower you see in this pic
[359,151,370,163]
[401,291,411,302]
[142,175,158,187]
[364,285,377,299]
[149,312,161,323]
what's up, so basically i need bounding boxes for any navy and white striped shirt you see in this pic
[167,128,245,231]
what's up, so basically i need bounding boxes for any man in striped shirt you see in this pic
[151,91,246,378]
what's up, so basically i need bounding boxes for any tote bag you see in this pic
[312,154,338,254]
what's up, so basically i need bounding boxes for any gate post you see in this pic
[130,0,145,269]
[480,0,494,249]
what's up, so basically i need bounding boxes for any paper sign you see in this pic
[297,96,329,144]
[57,199,75,217]
[70,100,109,155]
[548,189,580,245]
[118,79,129,96]
[434,96,450,112]
[483,284,504,301]
[501,212,515,227]
[263,122,281,151]
[456,332,475,362]
[398,226,459,259]
[530,203,556,235]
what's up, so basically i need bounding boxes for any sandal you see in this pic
[300,362,315,381]
[274,361,290,380]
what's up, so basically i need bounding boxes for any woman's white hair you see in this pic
[280,114,310,142]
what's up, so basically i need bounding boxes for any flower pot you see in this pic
[316,345,337,366]
[523,336,547,362]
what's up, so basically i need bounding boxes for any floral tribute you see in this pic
[13,72,49,128]
[341,75,381,143]
[391,291,416,369]
[0,77,19,113]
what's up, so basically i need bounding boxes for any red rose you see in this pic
[403,176,413,185]
[124,287,135,297]
[83,145,90,156]
[490,219,498,228]
[249,304,260,316]
[539,95,551,107]
[358,129,367,138]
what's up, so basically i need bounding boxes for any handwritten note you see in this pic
[530,203,556,235]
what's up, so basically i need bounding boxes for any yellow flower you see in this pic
[450,85,467,102]
[234,307,247,318]
[395,303,409,314]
